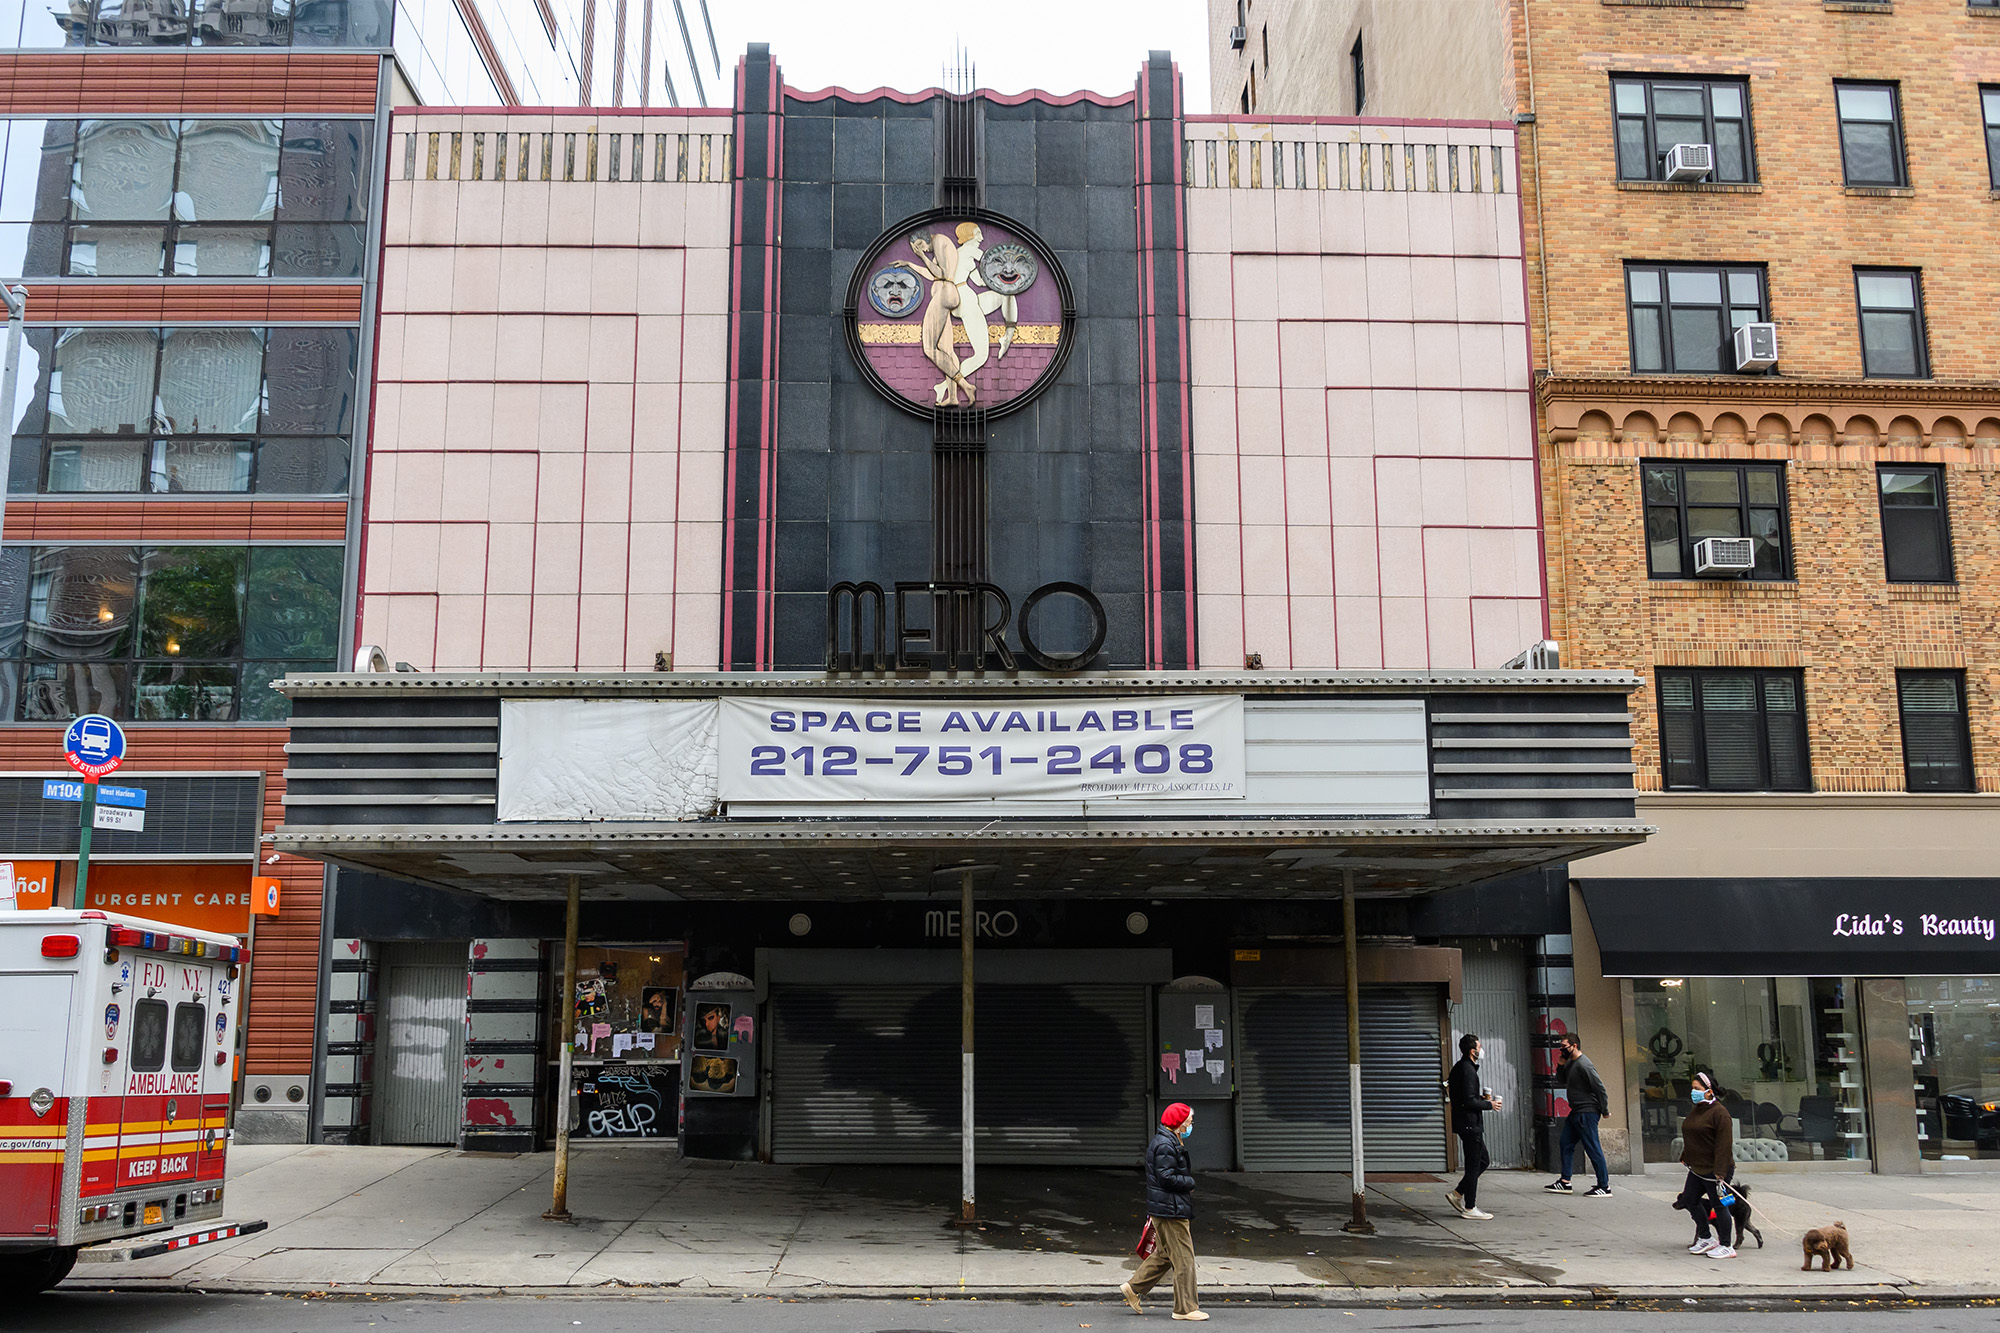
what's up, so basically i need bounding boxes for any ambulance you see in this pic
[1,909,265,1295]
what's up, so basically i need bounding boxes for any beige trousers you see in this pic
[1129,1215,1198,1315]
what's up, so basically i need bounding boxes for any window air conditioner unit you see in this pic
[1694,536,1756,577]
[1229,25,1248,48]
[1662,142,1713,181]
[1734,321,1779,371]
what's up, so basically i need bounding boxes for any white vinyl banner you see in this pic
[498,699,720,821]
[717,696,1246,804]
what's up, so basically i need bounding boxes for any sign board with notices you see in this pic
[683,987,757,1098]
[1158,988,1233,1100]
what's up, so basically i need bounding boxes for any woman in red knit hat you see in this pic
[1121,1102,1207,1320]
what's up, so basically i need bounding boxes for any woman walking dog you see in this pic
[1676,1071,1739,1259]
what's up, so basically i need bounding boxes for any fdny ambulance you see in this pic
[1,910,265,1294]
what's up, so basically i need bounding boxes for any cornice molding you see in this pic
[1538,374,2000,411]
[1536,374,2000,447]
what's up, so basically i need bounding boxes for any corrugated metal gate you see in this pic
[771,984,1149,1164]
[1235,985,1446,1171]
[374,943,468,1146]
[1448,940,1534,1167]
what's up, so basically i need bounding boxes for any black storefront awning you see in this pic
[1579,878,2000,978]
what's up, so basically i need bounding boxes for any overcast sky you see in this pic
[702,0,1213,113]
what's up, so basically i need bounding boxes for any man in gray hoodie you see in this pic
[1545,1033,1612,1197]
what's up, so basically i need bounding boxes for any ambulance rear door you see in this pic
[156,958,213,1188]
[0,969,75,1239]
[115,956,171,1195]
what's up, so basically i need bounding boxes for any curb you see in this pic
[59,1279,1989,1305]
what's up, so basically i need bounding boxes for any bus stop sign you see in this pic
[64,714,126,778]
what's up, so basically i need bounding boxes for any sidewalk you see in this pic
[69,1144,2000,1301]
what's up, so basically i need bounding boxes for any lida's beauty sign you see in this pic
[1833,912,1997,943]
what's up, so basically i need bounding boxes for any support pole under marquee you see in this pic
[545,873,581,1222]
[1342,869,1374,1234]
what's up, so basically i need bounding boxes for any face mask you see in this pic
[1179,1120,1193,1140]
[1690,1089,1708,1104]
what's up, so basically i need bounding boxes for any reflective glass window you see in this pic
[261,326,356,434]
[4,542,337,719]
[70,119,178,221]
[1630,978,1868,1164]
[48,327,158,434]
[92,0,193,46]
[253,435,349,494]
[243,544,341,659]
[24,545,138,659]
[175,118,280,221]
[193,0,293,45]
[46,437,148,492]
[138,545,245,659]
[157,326,264,434]
[1910,977,2000,1162]
[153,437,254,493]
[277,118,372,221]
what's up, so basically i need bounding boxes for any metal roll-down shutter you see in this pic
[771,984,1149,1165]
[1235,985,1446,1171]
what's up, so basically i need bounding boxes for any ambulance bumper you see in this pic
[75,1219,268,1263]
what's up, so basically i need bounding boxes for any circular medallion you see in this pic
[978,242,1038,295]
[866,267,922,318]
[846,208,1075,418]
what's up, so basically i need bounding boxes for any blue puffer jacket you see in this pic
[1144,1125,1195,1220]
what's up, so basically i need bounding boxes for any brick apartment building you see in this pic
[1214,0,2000,1175]
[0,1,719,1143]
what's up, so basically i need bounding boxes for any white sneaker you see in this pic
[1688,1237,1717,1254]
[1447,1190,1466,1215]
[1464,1207,1494,1220]
[1708,1245,1738,1259]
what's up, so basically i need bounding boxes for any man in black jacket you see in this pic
[1447,1032,1501,1219]
[1122,1102,1206,1320]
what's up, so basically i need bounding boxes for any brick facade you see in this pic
[1517,0,2000,793]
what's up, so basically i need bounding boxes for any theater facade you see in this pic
[277,48,1648,1167]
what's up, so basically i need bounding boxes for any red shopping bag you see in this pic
[1135,1218,1158,1259]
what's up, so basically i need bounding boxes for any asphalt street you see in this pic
[13,1295,2000,1333]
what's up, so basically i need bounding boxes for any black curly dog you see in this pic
[1673,1179,1764,1249]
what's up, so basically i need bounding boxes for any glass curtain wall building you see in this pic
[0,1,721,110]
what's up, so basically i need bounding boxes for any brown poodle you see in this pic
[1801,1221,1853,1272]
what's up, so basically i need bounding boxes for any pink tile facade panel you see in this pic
[369,128,731,672]
[1182,143,1537,670]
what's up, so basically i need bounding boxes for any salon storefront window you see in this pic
[546,945,686,1143]
[1909,976,2000,1163]
[1630,977,1870,1166]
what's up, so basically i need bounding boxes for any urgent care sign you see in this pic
[81,864,254,935]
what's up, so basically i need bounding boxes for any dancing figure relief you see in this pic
[885,222,1021,405]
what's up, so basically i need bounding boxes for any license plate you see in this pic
[143,1204,164,1225]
